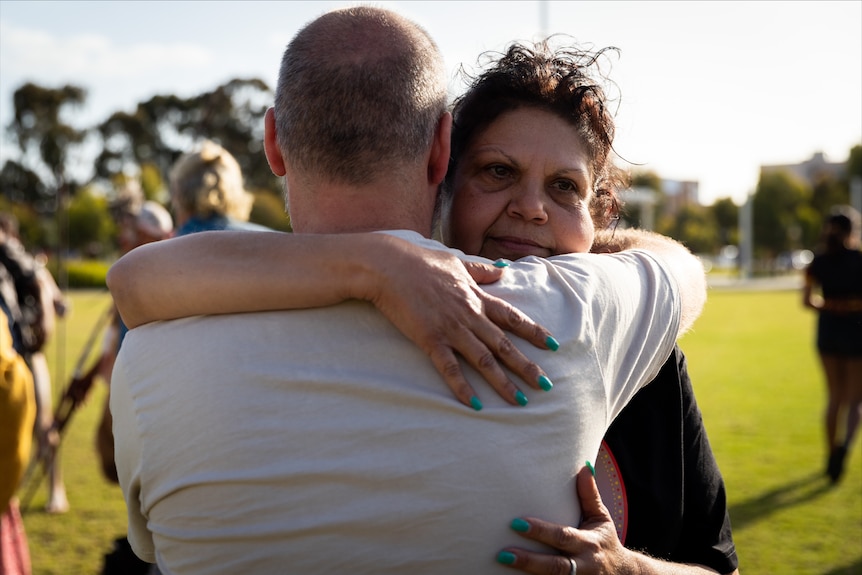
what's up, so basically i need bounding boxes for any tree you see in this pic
[94,78,277,199]
[752,170,811,257]
[622,170,664,229]
[656,204,718,254]
[95,96,186,187]
[0,196,47,248]
[710,197,739,246]
[8,83,88,197]
[5,82,90,264]
[810,173,849,219]
[847,144,862,180]
[0,160,50,211]
[67,187,115,257]
[139,163,167,203]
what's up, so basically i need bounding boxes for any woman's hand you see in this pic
[358,235,559,409]
[496,464,633,575]
[496,465,727,574]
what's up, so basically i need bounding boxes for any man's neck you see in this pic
[287,178,435,237]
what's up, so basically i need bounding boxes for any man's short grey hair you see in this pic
[275,6,448,186]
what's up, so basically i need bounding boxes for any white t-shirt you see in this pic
[111,230,680,574]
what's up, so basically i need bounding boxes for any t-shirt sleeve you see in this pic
[110,348,156,563]
[585,249,682,423]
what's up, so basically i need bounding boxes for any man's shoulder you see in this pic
[374,230,461,255]
[503,250,671,294]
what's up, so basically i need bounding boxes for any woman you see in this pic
[108,40,734,574]
[169,140,270,236]
[803,205,862,484]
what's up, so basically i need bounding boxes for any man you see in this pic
[109,7,707,574]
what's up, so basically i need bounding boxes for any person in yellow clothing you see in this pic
[0,307,35,574]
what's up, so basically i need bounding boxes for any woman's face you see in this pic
[444,107,596,261]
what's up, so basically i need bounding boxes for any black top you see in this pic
[807,247,862,300]
[601,346,739,573]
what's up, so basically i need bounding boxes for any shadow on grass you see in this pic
[728,470,834,530]
[822,556,862,575]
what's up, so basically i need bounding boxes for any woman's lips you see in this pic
[488,236,550,258]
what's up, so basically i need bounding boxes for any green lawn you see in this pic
[19,288,862,574]
[679,289,861,575]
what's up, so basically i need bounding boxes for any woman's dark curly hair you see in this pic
[443,38,628,229]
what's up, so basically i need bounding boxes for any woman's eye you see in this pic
[553,179,579,195]
[489,164,511,178]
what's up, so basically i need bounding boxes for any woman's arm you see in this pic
[802,271,822,311]
[591,228,707,337]
[106,230,558,409]
[496,466,739,575]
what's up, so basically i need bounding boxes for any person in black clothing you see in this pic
[595,346,738,572]
[803,205,862,484]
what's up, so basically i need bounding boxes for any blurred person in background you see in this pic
[169,140,271,236]
[95,198,174,483]
[0,213,69,514]
[94,195,173,575]
[1,298,36,573]
[803,205,862,484]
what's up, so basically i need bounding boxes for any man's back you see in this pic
[111,234,679,574]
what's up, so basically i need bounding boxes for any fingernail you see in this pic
[496,551,517,565]
[545,335,560,351]
[586,460,596,477]
[493,259,510,268]
[515,390,528,406]
[470,396,483,411]
[510,517,530,533]
[538,374,553,392]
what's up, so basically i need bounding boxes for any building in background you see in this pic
[661,179,700,214]
[760,151,846,186]
[622,178,699,232]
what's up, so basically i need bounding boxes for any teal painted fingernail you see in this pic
[515,390,528,406]
[496,551,517,565]
[510,518,530,533]
[586,460,596,477]
[545,336,560,351]
[493,259,509,268]
[538,374,553,391]
[470,396,483,411]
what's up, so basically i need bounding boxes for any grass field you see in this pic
[17,287,862,575]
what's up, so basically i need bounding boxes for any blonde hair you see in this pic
[169,140,253,221]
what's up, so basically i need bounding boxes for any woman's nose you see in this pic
[506,183,548,224]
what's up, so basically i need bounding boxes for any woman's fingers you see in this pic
[497,464,630,574]
[425,331,524,408]
[464,260,560,353]
[427,292,555,405]
[575,464,610,527]
[376,247,557,407]
[476,291,558,390]
[497,548,577,575]
[462,259,560,396]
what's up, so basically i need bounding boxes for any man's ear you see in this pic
[264,107,287,177]
[428,112,452,186]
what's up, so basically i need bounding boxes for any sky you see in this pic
[0,0,860,205]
